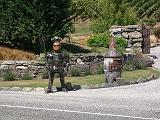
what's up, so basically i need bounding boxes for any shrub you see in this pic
[87,32,110,47]
[90,19,111,33]
[123,61,136,71]
[3,71,16,81]
[89,63,104,74]
[87,33,128,53]
[69,66,81,77]
[41,69,49,79]
[21,74,33,80]
[123,50,149,71]
[0,46,37,60]
[79,64,91,76]
[115,37,128,54]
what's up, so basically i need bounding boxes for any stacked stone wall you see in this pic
[0,60,46,79]
[110,25,144,48]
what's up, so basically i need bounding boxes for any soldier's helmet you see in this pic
[51,36,61,43]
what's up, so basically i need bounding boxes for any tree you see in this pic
[72,0,137,33]
[0,0,73,53]
[125,0,160,23]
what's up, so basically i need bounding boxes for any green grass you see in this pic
[0,67,160,88]
[0,74,104,88]
[122,67,160,81]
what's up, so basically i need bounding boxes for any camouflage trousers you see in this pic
[47,68,65,91]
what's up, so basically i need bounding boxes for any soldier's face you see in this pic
[53,41,61,51]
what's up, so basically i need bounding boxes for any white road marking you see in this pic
[0,104,159,120]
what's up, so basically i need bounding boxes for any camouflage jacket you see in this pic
[46,51,69,71]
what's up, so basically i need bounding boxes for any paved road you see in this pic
[150,46,160,69]
[0,79,160,120]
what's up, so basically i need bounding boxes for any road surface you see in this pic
[0,79,160,120]
[150,46,160,69]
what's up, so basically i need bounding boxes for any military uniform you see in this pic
[46,51,69,93]
[44,36,70,93]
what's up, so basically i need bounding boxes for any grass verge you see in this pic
[0,67,160,88]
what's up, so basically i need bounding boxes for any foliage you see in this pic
[89,63,104,75]
[0,0,73,53]
[3,71,16,81]
[123,61,137,71]
[87,32,110,47]
[69,66,81,77]
[90,18,113,33]
[21,74,33,80]
[41,69,48,79]
[87,33,128,54]
[123,50,150,71]
[125,0,160,23]
[115,37,128,54]
[68,64,103,77]
[72,0,137,33]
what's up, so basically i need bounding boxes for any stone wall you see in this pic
[0,60,46,79]
[110,25,144,48]
[0,54,104,79]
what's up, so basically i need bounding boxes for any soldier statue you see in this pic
[45,36,69,93]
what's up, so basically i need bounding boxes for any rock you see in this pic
[16,61,30,65]
[1,60,15,65]
[0,87,11,91]
[0,65,9,70]
[137,78,146,84]
[148,74,157,80]
[131,81,138,84]
[116,78,125,86]
[22,87,33,92]
[124,81,131,85]
[34,87,45,92]
[108,82,118,87]
[16,66,28,70]
[94,84,101,89]
[11,87,22,91]
[100,83,109,88]
[81,85,89,89]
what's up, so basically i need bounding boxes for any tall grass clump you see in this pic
[0,46,37,60]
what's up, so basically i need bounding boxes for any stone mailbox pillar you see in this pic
[103,37,123,84]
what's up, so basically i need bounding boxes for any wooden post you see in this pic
[142,24,150,54]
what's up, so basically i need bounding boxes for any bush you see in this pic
[123,61,136,71]
[69,66,81,77]
[3,71,16,81]
[115,37,128,54]
[41,69,49,79]
[90,19,112,33]
[89,63,104,74]
[123,50,148,71]
[21,74,33,80]
[87,32,111,47]
[87,34,128,53]
[79,64,90,76]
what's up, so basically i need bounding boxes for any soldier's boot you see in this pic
[59,72,68,92]
[45,73,54,94]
